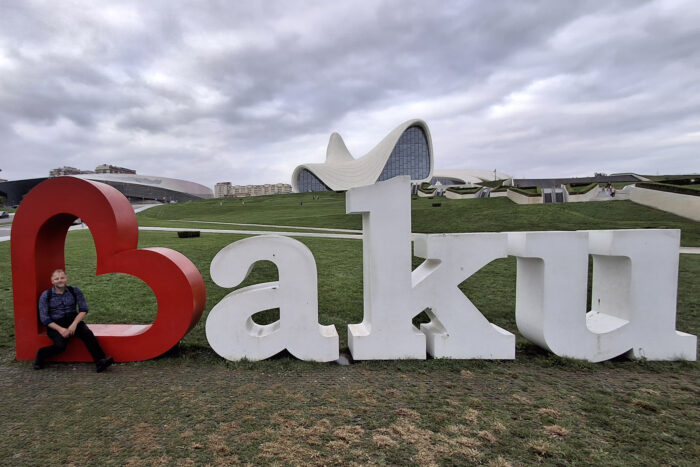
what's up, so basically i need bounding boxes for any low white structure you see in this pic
[506,189,542,205]
[630,186,700,221]
[431,169,511,186]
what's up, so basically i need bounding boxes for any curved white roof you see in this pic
[292,119,434,192]
[432,169,512,185]
[71,173,213,198]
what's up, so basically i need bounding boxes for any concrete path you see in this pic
[161,219,362,234]
[133,204,162,213]
[0,220,362,243]
[139,226,362,240]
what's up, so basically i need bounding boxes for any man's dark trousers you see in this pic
[35,315,106,364]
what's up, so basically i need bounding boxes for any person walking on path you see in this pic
[34,269,114,372]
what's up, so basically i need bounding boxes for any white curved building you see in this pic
[292,119,434,192]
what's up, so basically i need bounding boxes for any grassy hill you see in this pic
[139,192,700,245]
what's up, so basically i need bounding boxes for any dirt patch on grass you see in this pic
[394,407,421,419]
[463,408,479,424]
[333,425,365,443]
[131,422,161,453]
[544,424,571,439]
[537,407,561,418]
[257,439,320,464]
[478,430,498,444]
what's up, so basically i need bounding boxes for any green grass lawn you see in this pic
[139,193,700,245]
[1,194,698,465]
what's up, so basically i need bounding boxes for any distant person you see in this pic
[34,269,114,372]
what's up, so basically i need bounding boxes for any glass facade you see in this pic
[296,125,431,192]
[377,126,431,182]
[297,168,331,193]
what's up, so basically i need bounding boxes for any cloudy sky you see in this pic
[0,0,698,189]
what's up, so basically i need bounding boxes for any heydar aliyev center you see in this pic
[291,119,508,192]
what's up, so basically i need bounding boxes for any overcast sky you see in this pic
[0,0,698,189]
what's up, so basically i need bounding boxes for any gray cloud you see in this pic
[0,0,697,189]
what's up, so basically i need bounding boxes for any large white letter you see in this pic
[509,230,696,361]
[587,229,695,360]
[413,233,515,359]
[508,231,594,358]
[346,177,425,359]
[347,177,514,360]
[206,235,338,362]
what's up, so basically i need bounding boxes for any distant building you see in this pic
[50,164,135,177]
[215,182,292,198]
[291,118,515,193]
[73,173,213,203]
[49,166,93,177]
[2,173,213,206]
[95,164,136,174]
[292,119,433,193]
[215,182,232,198]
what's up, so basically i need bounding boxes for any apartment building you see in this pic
[215,182,292,198]
[95,164,136,174]
[49,166,93,177]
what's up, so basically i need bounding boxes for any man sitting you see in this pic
[34,269,114,372]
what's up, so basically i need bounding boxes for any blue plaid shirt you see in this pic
[38,286,89,326]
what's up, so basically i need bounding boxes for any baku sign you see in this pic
[11,176,697,363]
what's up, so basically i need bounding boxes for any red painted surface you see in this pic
[11,177,206,362]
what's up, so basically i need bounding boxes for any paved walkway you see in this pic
[0,223,361,243]
[133,204,162,213]
[139,226,362,240]
[160,219,362,234]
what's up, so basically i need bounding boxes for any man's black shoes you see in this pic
[32,356,114,372]
[96,356,114,373]
[33,351,44,370]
